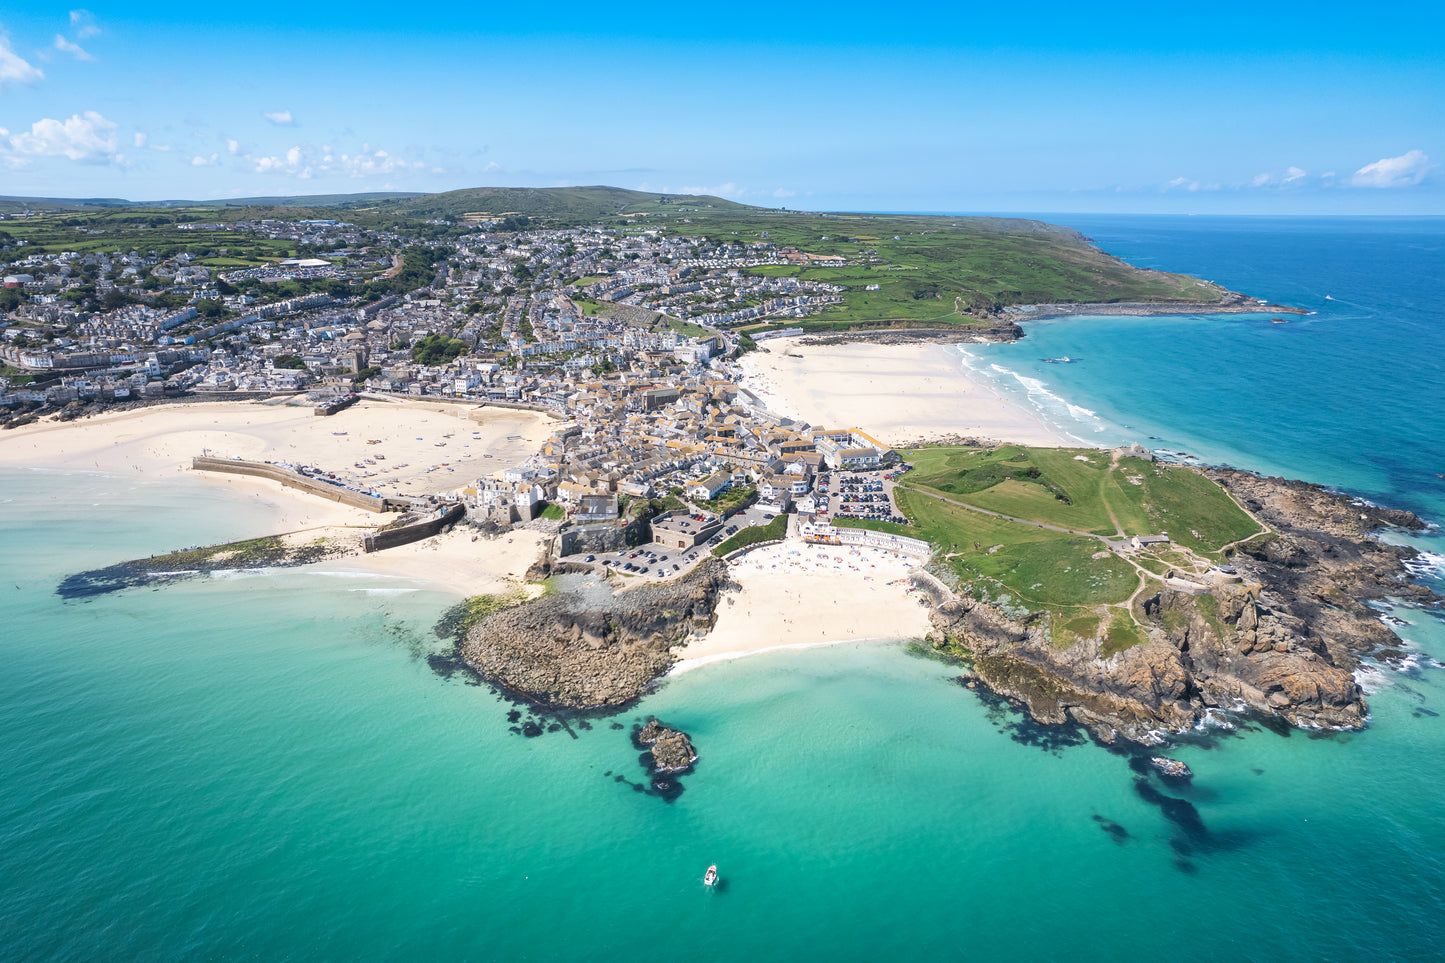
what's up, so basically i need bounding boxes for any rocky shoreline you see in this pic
[58,530,364,599]
[445,470,1437,745]
[456,558,732,709]
[927,471,1439,743]
[1006,290,1310,320]
[785,291,1304,349]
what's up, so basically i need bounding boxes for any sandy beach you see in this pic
[3,397,556,594]
[671,541,934,669]
[322,524,552,597]
[736,338,1072,447]
[3,396,552,494]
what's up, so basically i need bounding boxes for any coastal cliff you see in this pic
[930,473,1437,742]
[458,559,731,708]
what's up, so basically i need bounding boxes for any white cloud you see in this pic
[263,110,294,126]
[1163,177,1220,192]
[226,138,240,155]
[1353,149,1430,188]
[4,110,119,163]
[254,145,310,177]
[1252,166,1308,188]
[0,32,44,88]
[70,10,101,39]
[53,34,93,61]
[191,153,219,167]
[319,148,426,177]
[133,131,146,148]
[772,188,795,198]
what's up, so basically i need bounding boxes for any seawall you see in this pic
[364,501,467,552]
[191,456,407,513]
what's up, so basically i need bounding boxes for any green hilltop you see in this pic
[844,445,1268,653]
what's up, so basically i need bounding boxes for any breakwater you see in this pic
[364,502,466,552]
[191,456,408,513]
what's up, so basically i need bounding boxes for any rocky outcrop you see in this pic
[1207,468,1438,668]
[459,558,731,709]
[1007,290,1308,320]
[58,530,364,599]
[931,474,1438,743]
[637,719,698,773]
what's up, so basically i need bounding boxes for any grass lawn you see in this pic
[712,514,787,556]
[886,443,1266,650]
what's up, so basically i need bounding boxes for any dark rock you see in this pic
[636,717,699,773]
[1149,756,1194,780]
[458,558,731,709]
[928,471,1439,743]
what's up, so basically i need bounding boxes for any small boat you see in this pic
[703,864,718,887]
[1043,356,1074,364]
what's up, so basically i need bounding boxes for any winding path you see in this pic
[900,455,1273,627]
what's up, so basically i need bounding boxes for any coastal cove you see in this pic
[4,215,1445,959]
[3,465,1445,960]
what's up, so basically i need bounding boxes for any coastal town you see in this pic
[2,213,921,565]
[5,200,1435,749]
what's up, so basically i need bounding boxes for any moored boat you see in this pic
[703,864,718,887]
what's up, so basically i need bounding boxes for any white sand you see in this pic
[3,396,551,493]
[325,525,553,598]
[737,339,1072,447]
[672,541,934,669]
[2,398,556,594]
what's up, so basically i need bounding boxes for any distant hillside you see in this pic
[0,192,422,215]
[379,185,751,224]
[0,196,134,214]
[0,184,1244,327]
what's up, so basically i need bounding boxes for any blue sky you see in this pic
[1,1,1442,213]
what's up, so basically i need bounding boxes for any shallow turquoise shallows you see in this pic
[4,217,1445,961]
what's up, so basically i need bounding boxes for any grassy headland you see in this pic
[876,445,1266,647]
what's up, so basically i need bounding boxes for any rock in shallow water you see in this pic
[637,718,699,773]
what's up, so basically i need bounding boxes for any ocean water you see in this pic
[6,218,1445,961]
[960,215,1445,524]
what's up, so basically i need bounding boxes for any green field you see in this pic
[886,445,1266,647]
[0,209,299,266]
[654,209,1225,331]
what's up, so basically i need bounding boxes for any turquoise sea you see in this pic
[5,217,1445,961]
